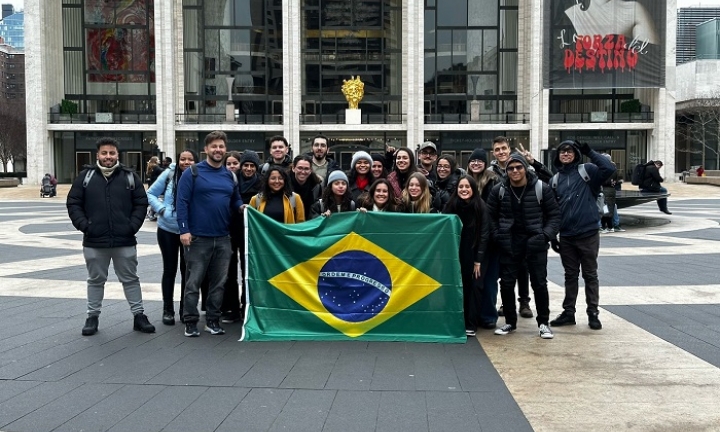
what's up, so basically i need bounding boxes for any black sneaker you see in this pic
[550,311,576,327]
[133,313,156,333]
[494,324,516,335]
[184,322,200,337]
[204,320,225,335]
[519,302,534,318]
[162,311,175,326]
[465,329,476,337]
[82,316,99,336]
[588,313,603,330]
[221,312,242,324]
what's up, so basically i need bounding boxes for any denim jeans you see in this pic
[559,232,600,315]
[183,235,232,323]
[641,186,669,212]
[83,246,144,316]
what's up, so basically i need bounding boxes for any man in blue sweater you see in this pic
[176,131,243,337]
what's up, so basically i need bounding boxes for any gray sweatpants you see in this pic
[83,246,144,316]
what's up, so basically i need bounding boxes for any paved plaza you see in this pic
[0,183,719,431]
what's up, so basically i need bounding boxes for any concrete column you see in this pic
[405,0,422,148]
[283,0,301,154]
[154,0,177,159]
[528,0,546,154]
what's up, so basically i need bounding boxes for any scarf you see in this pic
[97,160,119,178]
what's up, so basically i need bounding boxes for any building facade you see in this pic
[25,0,676,184]
[0,11,23,49]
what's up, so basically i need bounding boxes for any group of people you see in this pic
[67,132,625,341]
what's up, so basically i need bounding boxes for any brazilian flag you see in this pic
[241,208,465,343]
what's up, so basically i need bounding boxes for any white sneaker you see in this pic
[606,228,614,233]
[599,228,608,234]
[539,324,554,339]
[494,324,516,335]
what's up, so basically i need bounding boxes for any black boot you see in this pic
[133,313,156,333]
[82,315,99,336]
[658,198,672,215]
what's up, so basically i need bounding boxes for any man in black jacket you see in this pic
[66,137,155,336]
[486,154,561,339]
[640,160,671,214]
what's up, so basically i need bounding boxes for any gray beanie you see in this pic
[239,150,261,168]
[351,151,373,169]
[327,170,349,185]
[507,153,529,169]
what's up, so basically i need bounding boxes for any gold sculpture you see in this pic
[341,76,364,109]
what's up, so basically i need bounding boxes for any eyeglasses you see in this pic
[420,151,436,156]
[559,149,573,155]
[506,165,525,172]
[436,164,451,170]
[469,160,484,165]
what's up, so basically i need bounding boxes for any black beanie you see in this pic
[371,153,386,165]
[239,150,261,169]
[469,148,487,164]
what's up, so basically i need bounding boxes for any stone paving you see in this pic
[0,183,719,431]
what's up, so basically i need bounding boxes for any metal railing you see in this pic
[424,113,529,124]
[548,112,654,123]
[176,114,283,125]
[299,113,406,124]
[48,113,157,124]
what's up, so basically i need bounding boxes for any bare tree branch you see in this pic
[0,112,27,172]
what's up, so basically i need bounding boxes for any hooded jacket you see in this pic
[551,142,616,238]
[147,163,180,234]
[486,155,560,257]
[67,164,148,248]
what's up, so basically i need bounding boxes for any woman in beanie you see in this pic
[467,148,498,202]
[147,149,199,325]
[359,178,401,212]
[466,147,501,329]
[443,175,490,336]
[387,147,419,203]
[348,151,375,207]
[402,172,436,214]
[311,170,355,218]
[371,154,388,179]
[432,154,460,212]
[249,166,305,224]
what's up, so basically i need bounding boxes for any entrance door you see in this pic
[75,152,91,177]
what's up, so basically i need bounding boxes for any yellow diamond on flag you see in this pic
[268,232,442,337]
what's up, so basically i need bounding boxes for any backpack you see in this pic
[82,168,135,190]
[498,180,544,205]
[631,163,648,186]
[551,164,608,216]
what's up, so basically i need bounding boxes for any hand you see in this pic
[180,233,192,246]
[473,262,482,278]
[386,145,396,154]
[579,142,592,156]
[517,143,535,164]
[550,238,561,254]
[322,210,332,218]
[239,204,247,212]
[358,207,368,213]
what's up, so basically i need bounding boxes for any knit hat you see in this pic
[506,153,529,169]
[371,153,386,165]
[327,170,349,185]
[469,148,487,164]
[557,140,577,153]
[239,150,261,168]
[351,151,373,169]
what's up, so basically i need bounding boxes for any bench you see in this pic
[0,178,20,188]
[615,190,670,209]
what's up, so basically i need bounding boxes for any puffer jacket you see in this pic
[551,144,616,238]
[486,171,560,256]
[432,171,460,212]
[67,164,147,248]
[640,163,664,192]
[147,164,180,234]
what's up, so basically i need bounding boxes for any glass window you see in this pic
[437,0,467,26]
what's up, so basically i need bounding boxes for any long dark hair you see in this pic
[362,178,398,211]
[173,149,199,209]
[262,165,293,198]
[321,176,354,213]
[392,147,419,175]
[444,175,487,249]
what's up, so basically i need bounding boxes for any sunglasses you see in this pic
[506,165,525,172]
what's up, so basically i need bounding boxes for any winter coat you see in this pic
[486,172,561,257]
[249,192,305,224]
[551,144,616,238]
[67,164,147,248]
[640,163,664,192]
[147,164,180,234]
[433,171,460,212]
[445,199,490,265]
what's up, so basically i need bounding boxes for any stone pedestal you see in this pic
[225,102,235,123]
[470,100,480,122]
[345,108,361,125]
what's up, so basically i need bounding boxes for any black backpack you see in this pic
[631,163,648,186]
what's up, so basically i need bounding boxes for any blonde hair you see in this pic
[146,156,160,176]
[402,172,433,213]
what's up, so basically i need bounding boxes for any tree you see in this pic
[675,95,720,170]
[0,112,26,172]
